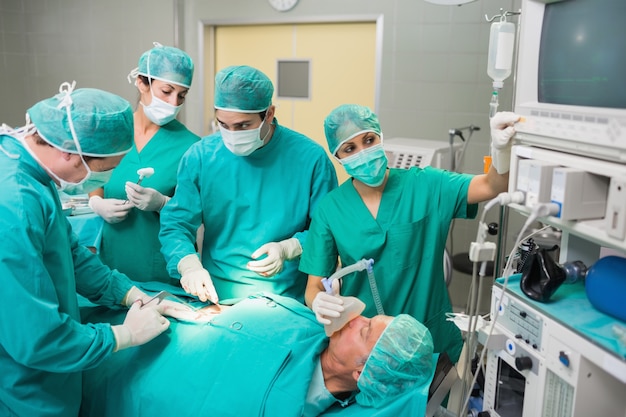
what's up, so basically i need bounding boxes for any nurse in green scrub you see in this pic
[89,43,200,283]
[300,104,519,362]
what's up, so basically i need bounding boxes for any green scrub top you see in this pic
[81,294,329,417]
[100,120,199,283]
[300,167,477,362]
[0,135,134,417]
[159,120,338,303]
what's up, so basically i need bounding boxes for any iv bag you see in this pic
[487,20,516,88]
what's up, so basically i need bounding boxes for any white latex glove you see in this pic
[490,111,521,174]
[111,301,170,351]
[124,182,170,212]
[247,238,302,277]
[89,195,132,224]
[177,254,219,304]
[311,292,344,325]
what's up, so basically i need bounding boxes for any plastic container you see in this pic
[324,296,366,336]
[487,20,516,88]
[585,256,626,322]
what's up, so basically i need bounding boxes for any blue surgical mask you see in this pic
[340,144,388,187]
[13,130,114,195]
[57,164,114,195]
[12,91,116,195]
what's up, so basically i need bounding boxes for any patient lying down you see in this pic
[80,293,434,417]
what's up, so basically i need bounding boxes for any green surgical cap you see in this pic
[27,84,133,157]
[324,104,382,155]
[137,43,194,88]
[356,314,434,408]
[214,65,273,113]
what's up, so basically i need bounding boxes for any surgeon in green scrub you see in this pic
[159,65,337,304]
[0,83,189,417]
[89,43,200,283]
[300,104,519,362]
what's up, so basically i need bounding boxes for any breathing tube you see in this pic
[322,258,385,316]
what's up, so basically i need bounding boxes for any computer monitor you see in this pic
[514,0,626,162]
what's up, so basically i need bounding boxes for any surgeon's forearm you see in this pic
[305,275,325,308]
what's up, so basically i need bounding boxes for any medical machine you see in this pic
[513,0,626,163]
[480,276,626,417]
[384,137,461,171]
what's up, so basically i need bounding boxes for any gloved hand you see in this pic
[122,286,208,321]
[124,182,170,212]
[111,301,170,351]
[247,238,302,277]
[311,291,344,325]
[177,254,219,304]
[89,195,132,224]
[490,111,521,174]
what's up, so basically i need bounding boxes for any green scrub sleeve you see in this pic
[159,145,205,278]
[70,226,134,306]
[299,207,339,278]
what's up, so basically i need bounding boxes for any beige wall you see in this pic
[208,22,377,183]
[0,0,523,310]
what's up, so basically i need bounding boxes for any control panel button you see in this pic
[515,356,533,371]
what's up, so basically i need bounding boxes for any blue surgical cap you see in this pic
[137,43,194,88]
[356,314,434,408]
[214,65,274,113]
[324,104,382,155]
[27,83,134,157]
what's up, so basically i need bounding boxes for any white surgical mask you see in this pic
[220,119,270,156]
[136,47,182,126]
[141,90,181,126]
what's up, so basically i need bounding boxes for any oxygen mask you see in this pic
[321,259,373,336]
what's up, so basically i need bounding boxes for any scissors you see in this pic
[139,290,200,311]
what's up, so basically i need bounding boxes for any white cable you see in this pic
[459,220,554,415]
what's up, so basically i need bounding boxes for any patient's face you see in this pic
[329,315,393,366]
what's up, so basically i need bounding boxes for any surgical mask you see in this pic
[220,119,270,156]
[137,48,182,126]
[57,164,114,195]
[17,83,115,195]
[340,144,388,187]
[141,91,181,126]
[11,127,113,195]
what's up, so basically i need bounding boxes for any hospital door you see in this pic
[204,22,377,184]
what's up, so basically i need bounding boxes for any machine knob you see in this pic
[515,356,533,371]
[477,412,491,417]
[487,222,499,235]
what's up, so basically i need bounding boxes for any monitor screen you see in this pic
[538,0,626,109]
